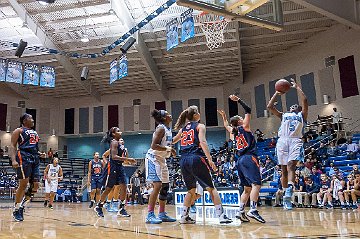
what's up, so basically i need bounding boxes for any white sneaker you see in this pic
[219,213,233,224]
[179,215,196,224]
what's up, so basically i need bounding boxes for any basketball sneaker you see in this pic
[104,202,111,212]
[179,215,196,224]
[146,212,163,224]
[236,210,250,222]
[89,201,94,209]
[219,213,233,224]
[13,208,23,222]
[111,201,120,212]
[158,212,176,222]
[117,208,131,217]
[94,206,104,217]
[48,204,54,210]
[247,210,266,223]
[351,204,358,210]
[283,197,293,210]
[190,204,197,213]
[44,200,48,207]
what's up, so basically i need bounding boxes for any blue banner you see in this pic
[0,59,6,82]
[166,18,179,51]
[180,9,195,43]
[110,59,118,84]
[118,56,128,80]
[40,66,55,88]
[6,61,22,84]
[23,63,39,86]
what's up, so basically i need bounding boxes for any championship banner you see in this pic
[118,55,128,80]
[5,61,22,84]
[0,59,6,82]
[110,59,118,84]
[23,63,40,86]
[180,9,195,43]
[166,18,179,51]
[40,66,55,88]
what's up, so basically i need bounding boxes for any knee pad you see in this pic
[159,183,169,201]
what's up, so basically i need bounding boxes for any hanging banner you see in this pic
[0,59,6,82]
[6,61,22,84]
[118,55,128,80]
[110,59,118,84]
[40,66,55,88]
[166,18,179,51]
[180,9,195,43]
[23,63,40,86]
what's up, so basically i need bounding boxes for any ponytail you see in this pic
[174,109,188,130]
[102,127,116,144]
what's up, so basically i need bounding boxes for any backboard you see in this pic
[176,0,283,31]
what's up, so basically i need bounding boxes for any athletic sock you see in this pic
[14,203,20,210]
[239,202,245,212]
[119,200,126,209]
[148,204,155,213]
[159,202,165,213]
[318,199,322,205]
[340,201,345,206]
[181,206,190,217]
[214,204,223,217]
[250,201,257,212]
[97,201,104,208]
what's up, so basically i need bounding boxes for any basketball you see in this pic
[275,79,291,93]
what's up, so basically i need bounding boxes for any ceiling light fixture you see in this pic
[37,0,55,5]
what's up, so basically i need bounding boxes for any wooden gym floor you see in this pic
[1,203,360,239]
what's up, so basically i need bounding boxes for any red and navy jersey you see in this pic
[348,181,355,190]
[320,180,330,190]
[91,159,103,177]
[18,127,39,154]
[109,140,127,165]
[179,122,205,156]
[234,126,256,156]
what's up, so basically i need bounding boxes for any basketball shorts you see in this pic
[91,176,103,190]
[15,150,40,182]
[276,137,304,166]
[145,152,169,183]
[180,154,214,191]
[236,154,261,187]
[45,179,58,193]
[102,161,126,189]
[195,181,203,196]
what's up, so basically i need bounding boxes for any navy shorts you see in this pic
[16,150,40,182]
[102,161,126,189]
[236,154,261,187]
[91,176,103,189]
[180,154,214,191]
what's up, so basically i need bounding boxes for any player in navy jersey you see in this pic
[223,95,265,223]
[173,105,232,224]
[88,152,105,208]
[94,127,136,217]
[10,113,46,221]
[317,174,332,208]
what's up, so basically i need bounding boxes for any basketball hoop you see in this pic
[195,12,229,50]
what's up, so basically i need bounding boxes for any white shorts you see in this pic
[276,138,304,166]
[45,180,58,193]
[145,152,169,183]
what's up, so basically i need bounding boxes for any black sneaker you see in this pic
[179,215,196,224]
[236,211,250,222]
[89,201,94,209]
[13,209,23,222]
[117,208,131,217]
[48,204,54,210]
[94,206,104,217]
[44,200,48,207]
[247,210,265,223]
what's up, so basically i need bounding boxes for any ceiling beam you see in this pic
[8,0,101,102]
[112,0,168,100]
[235,21,244,84]
[291,0,360,29]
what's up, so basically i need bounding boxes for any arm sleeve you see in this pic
[238,99,251,114]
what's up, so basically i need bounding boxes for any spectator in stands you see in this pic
[349,172,360,209]
[303,136,313,154]
[254,129,264,142]
[297,162,311,179]
[327,141,338,158]
[0,148,4,158]
[47,148,53,159]
[274,170,283,207]
[310,166,321,185]
[263,156,275,180]
[316,142,328,161]
[346,139,359,160]
[272,165,281,181]
[142,184,154,204]
[219,178,229,187]
[351,165,359,176]
[344,174,356,209]
[63,187,72,202]
[332,108,342,131]
[268,138,276,148]
[304,155,315,170]
[175,176,184,189]
[304,177,319,208]
[56,187,65,202]
[293,175,306,207]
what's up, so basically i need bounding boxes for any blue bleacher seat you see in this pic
[329,156,347,161]
[325,166,353,172]
[260,188,278,193]
[333,159,360,166]
[269,181,278,187]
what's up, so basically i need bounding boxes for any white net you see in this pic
[196,13,229,50]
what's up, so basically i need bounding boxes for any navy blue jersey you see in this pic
[320,180,330,190]
[234,126,256,156]
[179,122,205,156]
[18,127,39,154]
[91,159,103,177]
[109,140,127,165]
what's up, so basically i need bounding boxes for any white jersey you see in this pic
[278,112,304,138]
[47,164,61,181]
[146,124,172,160]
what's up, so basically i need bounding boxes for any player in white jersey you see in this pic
[44,157,63,209]
[267,80,308,210]
[145,109,177,224]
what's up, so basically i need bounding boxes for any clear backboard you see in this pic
[176,0,284,31]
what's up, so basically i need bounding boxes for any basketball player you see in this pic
[10,113,46,221]
[173,106,232,224]
[94,127,136,217]
[145,109,176,224]
[226,95,265,223]
[44,157,63,209]
[267,80,308,210]
[88,152,105,208]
